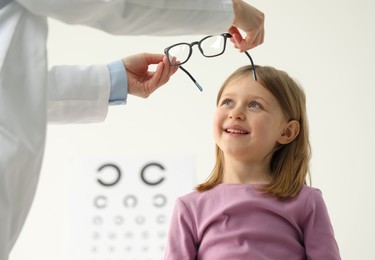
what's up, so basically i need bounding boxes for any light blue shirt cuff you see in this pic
[107,60,128,105]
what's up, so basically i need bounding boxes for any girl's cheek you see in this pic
[212,114,222,139]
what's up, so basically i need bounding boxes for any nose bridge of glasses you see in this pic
[190,41,199,48]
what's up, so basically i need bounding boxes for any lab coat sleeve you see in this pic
[47,64,110,123]
[15,0,234,36]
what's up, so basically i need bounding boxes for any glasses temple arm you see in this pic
[179,65,203,92]
[244,51,257,81]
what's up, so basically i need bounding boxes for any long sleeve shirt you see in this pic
[165,184,341,260]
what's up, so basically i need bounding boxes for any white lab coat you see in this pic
[0,0,234,259]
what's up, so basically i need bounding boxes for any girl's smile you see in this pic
[223,125,249,135]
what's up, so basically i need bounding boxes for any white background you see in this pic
[10,0,375,259]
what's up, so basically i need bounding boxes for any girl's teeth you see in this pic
[227,129,247,134]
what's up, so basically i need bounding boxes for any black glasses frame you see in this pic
[164,33,257,92]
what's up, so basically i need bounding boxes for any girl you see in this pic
[165,65,341,259]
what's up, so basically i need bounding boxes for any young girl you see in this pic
[165,65,341,259]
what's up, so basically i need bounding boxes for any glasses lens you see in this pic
[200,35,225,57]
[167,43,191,65]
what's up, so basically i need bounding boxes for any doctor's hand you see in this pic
[230,0,265,52]
[122,53,178,98]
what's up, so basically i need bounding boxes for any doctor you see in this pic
[0,0,264,259]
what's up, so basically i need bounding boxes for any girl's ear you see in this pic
[278,120,300,145]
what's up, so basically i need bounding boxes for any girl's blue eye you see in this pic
[222,99,234,106]
[249,101,261,109]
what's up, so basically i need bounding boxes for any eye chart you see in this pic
[64,156,195,260]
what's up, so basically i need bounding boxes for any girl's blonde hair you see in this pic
[196,65,311,199]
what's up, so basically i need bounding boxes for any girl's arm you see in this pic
[303,189,341,260]
[165,197,198,260]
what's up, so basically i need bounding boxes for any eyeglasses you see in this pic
[164,33,257,92]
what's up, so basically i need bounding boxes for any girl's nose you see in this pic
[229,108,245,120]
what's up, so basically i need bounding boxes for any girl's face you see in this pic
[213,74,289,164]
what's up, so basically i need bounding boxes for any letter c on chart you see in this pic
[140,162,165,186]
[123,194,138,208]
[97,163,121,187]
[153,194,167,208]
[94,195,108,209]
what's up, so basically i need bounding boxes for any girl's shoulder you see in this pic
[178,185,323,203]
[297,185,323,201]
[176,183,268,209]
[176,184,233,210]
[293,185,329,216]
[177,187,214,204]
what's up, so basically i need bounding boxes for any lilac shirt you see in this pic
[165,184,340,260]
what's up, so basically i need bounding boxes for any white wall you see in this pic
[10,0,375,259]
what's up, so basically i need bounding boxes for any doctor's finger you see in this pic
[145,53,165,66]
[146,61,165,93]
[152,56,179,92]
[157,56,177,86]
[241,30,264,51]
[229,26,264,51]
